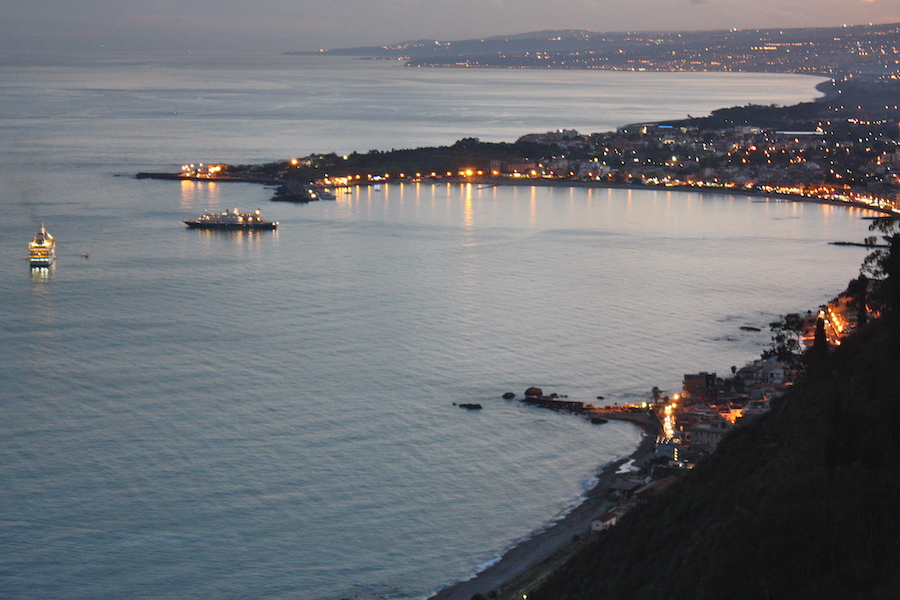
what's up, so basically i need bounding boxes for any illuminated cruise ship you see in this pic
[28,225,56,268]
[184,208,278,230]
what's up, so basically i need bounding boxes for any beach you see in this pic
[428,415,660,600]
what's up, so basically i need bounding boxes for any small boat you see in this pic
[184,208,278,230]
[313,187,337,200]
[29,225,56,268]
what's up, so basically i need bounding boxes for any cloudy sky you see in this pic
[2,0,897,55]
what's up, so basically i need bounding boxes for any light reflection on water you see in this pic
[187,227,276,244]
[178,179,224,210]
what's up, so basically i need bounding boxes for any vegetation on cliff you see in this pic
[529,224,900,599]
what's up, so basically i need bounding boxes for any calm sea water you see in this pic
[0,53,877,600]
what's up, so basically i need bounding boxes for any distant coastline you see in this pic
[813,78,839,103]
[291,22,899,80]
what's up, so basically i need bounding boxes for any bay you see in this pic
[0,53,875,600]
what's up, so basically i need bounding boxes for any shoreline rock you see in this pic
[457,403,483,410]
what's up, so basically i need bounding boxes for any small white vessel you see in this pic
[29,225,56,268]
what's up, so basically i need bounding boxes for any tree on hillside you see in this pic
[862,217,900,321]
[845,274,869,328]
[805,316,830,370]
[762,312,805,367]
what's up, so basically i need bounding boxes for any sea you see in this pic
[0,52,880,600]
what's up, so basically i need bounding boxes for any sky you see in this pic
[1,0,898,55]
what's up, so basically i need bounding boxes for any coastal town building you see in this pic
[634,475,678,500]
[609,479,643,501]
[685,421,731,452]
[591,508,627,532]
[682,372,720,403]
[656,435,683,461]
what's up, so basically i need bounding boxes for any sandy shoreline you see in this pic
[427,415,659,600]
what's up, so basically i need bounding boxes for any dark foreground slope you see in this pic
[532,319,900,600]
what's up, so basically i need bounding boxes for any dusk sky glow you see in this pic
[2,1,899,55]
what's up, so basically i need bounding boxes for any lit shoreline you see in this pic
[139,170,898,217]
[339,177,899,217]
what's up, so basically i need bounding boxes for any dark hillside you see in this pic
[531,317,900,599]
